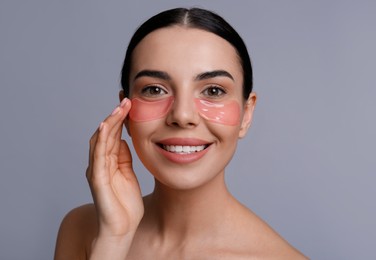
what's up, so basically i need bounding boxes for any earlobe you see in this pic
[239,92,257,138]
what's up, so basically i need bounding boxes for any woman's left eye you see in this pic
[202,86,226,98]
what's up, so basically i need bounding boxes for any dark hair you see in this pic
[121,7,253,99]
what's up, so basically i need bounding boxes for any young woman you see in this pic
[55,7,307,259]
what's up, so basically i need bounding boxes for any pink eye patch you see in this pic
[194,99,240,126]
[129,97,174,122]
[129,97,240,126]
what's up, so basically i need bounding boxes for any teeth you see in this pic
[163,145,206,154]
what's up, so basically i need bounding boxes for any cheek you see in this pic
[194,99,240,126]
[129,97,174,122]
[128,121,158,161]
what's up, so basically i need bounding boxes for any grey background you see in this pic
[1,0,375,259]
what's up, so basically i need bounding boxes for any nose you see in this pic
[166,94,200,128]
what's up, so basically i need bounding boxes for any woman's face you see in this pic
[126,26,256,190]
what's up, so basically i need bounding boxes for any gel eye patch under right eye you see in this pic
[129,97,174,122]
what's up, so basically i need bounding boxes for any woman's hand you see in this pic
[86,98,144,259]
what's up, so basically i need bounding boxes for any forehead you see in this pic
[130,26,243,81]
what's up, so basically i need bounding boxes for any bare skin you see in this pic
[55,27,308,259]
[54,104,306,259]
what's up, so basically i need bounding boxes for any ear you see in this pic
[119,90,131,137]
[238,92,257,138]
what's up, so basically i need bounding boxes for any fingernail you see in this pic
[111,106,120,115]
[120,98,129,108]
[99,122,104,131]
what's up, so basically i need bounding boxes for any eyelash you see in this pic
[139,85,226,99]
[140,85,168,97]
[202,85,227,98]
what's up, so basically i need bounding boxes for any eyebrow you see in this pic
[134,70,171,81]
[133,69,234,82]
[195,70,234,81]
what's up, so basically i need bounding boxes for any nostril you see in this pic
[165,98,201,128]
[168,119,198,128]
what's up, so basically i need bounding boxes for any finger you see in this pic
[107,99,132,156]
[106,116,125,157]
[87,126,100,179]
[88,123,119,205]
[92,121,108,184]
[100,97,130,140]
[90,99,131,182]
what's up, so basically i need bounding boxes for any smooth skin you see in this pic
[55,27,308,259]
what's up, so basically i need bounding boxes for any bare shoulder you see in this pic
[226,203,309,259]
[54,204,98,260]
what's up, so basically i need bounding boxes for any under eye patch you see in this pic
[194,99,240,126]
[129,97,240,126]
[129,97,174,122]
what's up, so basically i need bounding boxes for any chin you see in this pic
[149,167,222,192]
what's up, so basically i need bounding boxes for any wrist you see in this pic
[89,232,135,260]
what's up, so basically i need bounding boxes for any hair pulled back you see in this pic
[121,7,253,99]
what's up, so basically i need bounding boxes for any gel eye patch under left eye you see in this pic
[194,99,240,126]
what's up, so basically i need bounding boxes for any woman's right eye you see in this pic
[141,85,168,97]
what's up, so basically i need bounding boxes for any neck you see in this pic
[143,171,236,242]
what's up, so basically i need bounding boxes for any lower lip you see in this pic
[156,144,211,164]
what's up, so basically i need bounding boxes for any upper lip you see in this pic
[157,138,211,146]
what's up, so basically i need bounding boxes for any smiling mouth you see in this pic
[158,144,210,154]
